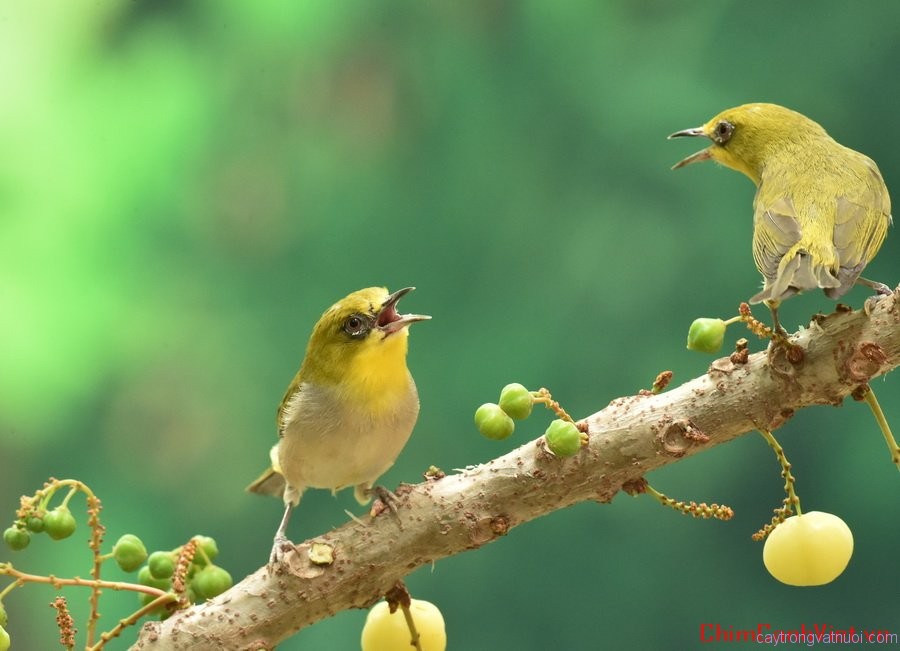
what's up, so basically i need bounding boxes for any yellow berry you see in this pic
[763,511,853,586]
[361,599,446,651]
[0,624,9,651]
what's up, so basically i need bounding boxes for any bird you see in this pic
[247,286,429,563]
[669,103,892,333]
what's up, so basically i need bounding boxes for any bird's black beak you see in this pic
[377,287,431,335]
[668,127,712,169]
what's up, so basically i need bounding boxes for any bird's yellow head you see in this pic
[669,103,830,185]
[299,287,430,397]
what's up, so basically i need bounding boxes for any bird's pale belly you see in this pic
[277,394,419,492]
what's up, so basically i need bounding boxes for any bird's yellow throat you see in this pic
[341,329,413,416]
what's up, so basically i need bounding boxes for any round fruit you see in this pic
[138,565,171,590]
[686,318,727,354]
[0,624,9,651]
[43,507,77,541]
[474,403,515,440]
[191,566,233,599]
[3,526,30,551]
[138,590,169,615]
[498,383,533,420]
[544,419,582,457]
[192,536,219,566]
[113,534,148,572]
[361,599,446,651]
[25,516,45,533]
[148,551,176,579]
[763,511,853,586]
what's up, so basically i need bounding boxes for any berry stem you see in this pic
[0,572,19,601]
[860,385,900,470]
[0,563,169,597]
[87,593,178,651]
[531,388,575,423]
[758,428,801,516]
[59,486,78,510]
[399,601,424,651]
[384,581,423,651]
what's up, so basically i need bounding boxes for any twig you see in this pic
[0,563,168,599]
[857,384,900,470]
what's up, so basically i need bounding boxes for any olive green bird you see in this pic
[670,103,892,332]
[248,287,429,564]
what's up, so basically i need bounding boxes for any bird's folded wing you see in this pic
[828,160,892,298]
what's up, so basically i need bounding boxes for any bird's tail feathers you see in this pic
[750,252,843,304]
[246,467,287,499]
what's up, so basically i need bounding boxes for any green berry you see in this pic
[686,318,727,354]
[474,403,515,440]
[25,516,44,533]
[192,536,219,566]
[43,507,77,540]
[138,565,171,590]
[0,624,9,651]
[498,383,533,420]
[113,534,148,572]
[0,601,7,626]
[138,589,169,616]
[148,551,176,579]
[3,526,30,551]
[191,565,233,599]
[544,419,583,457]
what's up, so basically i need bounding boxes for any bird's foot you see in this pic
[368,485,407,530]
[858,278,894,315]
[371,485,401,516]
[268,534,293,571]
[869,280,893,296]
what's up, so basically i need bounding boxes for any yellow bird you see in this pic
[247,286,429,562]
[670,103,892,332]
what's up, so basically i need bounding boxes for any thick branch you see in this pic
[132,292,900,650]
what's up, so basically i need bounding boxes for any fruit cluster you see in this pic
[128,535,233,612]
[3,505,77,549]
[1,479,234,647]
[474,383,586,457]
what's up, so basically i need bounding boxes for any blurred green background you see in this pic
[2,1,899,649]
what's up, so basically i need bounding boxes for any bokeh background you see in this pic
[2,2,899,649]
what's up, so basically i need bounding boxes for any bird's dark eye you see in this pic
[712,120,734,144]
[343,314,370,338]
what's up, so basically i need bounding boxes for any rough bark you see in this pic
[131,292,900,650]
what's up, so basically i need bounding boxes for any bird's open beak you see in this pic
[377,287,431,335]
[668,127,712,169]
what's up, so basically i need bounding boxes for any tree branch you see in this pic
[131,292,900,650]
